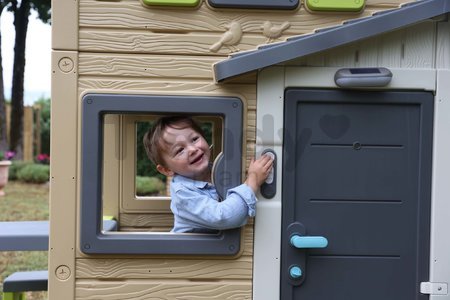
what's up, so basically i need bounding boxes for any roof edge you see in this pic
[214,0,450,83]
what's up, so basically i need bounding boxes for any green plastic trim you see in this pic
[3,292,25,300]
[141,0,200,7]
[306,0,365,12]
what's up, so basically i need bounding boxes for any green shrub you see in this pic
[9,161,33,181]
[16,164,50,184]
[35,97,51,156]
[136,176,165,196]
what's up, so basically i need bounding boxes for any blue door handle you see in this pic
[289,266,302,279]
[290,234,328,248]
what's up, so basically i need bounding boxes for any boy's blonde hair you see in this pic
[143,116,205,167]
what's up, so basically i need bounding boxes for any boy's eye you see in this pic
[175,148,184,155]
[192,136,199,142]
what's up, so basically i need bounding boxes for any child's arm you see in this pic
[245,154,274,193]
[170,154,274,231]
[172,185,255,230]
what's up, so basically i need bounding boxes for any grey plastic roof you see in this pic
[214,0,450,82]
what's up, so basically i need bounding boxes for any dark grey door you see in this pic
[281,89,433,300]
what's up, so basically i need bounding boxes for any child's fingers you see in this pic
[261,153,274,165]
[263,160,273,172]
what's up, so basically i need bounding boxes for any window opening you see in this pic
[82,94,243,255]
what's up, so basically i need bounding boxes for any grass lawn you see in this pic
[0,181,49,300]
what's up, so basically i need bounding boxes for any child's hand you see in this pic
[245,154,274,193]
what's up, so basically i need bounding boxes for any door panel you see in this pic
[281,89,433,300]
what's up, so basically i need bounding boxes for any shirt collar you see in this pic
[173,174,211,189]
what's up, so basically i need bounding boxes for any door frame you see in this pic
[253,67,449,300]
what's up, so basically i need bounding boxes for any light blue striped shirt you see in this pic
[170,174,256,233]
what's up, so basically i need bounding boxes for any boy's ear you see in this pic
[156,164,174,177]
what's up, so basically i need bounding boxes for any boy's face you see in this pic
[156,125,211,181]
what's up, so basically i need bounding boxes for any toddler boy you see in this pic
[143,116,273,233]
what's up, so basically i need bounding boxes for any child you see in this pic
[143,116,273,233]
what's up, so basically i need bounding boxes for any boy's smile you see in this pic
[156,126,211,182]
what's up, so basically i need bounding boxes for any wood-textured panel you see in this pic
[241,225,254,257]
[120,226,172,232]
[76,256,252,279]
[119,213,254,228]
[402,22,435,68]
[78,11,394,57]
[78,0,409,61]
[357,38,379,66]
[78,78,257,155]
[121,213,174,227]
[76,279,252,300]
[78,53,219,79]
[437,21,450,69]
[325,43,359,67]
[288,21,437,69]
[79,0,402,33]
[78,78,256,98]
[77,78,257,154]
[377,29,403,67]
[79,29,266,55]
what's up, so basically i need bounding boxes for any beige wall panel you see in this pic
[52,0,77,50]
[366,0,405,5]
[325,44,359,67]
[78,78,255,97]
[120,226,172,232]
[356,38,379,66]
[287,21,437,69]
[305,53,326,66]
[75,279,251,299]
[120,213,254,228]
[120,213,174,228]
[241,226,254,257]
[79,0,404,43]
[49,51,79,300]
[245,113,256,142]
[78,54,219,79]
[76,256,252,279]
[103,115,121,219]
[247,98,256,110]
[437,21,450,69]
[402,21,435,68]
[377,30,403,67]
[79,29,267,56]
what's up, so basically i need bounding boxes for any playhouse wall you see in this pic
[287,20,439,69]
[50,0,413,299]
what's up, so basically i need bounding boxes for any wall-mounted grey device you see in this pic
[260,149,276,199]
[334,67,392,88]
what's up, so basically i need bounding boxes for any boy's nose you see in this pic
[187,144,198,154]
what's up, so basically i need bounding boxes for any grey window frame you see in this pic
[80,93,243,255]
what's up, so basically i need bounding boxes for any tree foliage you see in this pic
[0,0,50,157]
[35,96,50,155]
[0,4,10,152]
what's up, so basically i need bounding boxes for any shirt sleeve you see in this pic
[172,184,256,230]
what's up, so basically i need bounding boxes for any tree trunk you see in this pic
[9,0,30,158]
[0,8,9,152]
